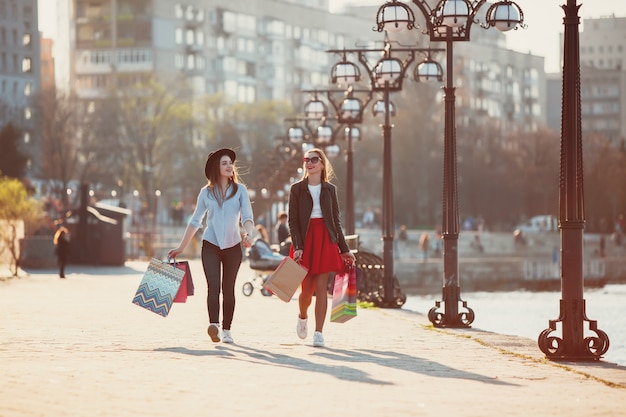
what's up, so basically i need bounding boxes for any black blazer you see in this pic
[288,178,350,254]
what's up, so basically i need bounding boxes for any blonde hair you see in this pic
[301,148,335,182]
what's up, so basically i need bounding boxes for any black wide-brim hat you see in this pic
[205,148,236,179]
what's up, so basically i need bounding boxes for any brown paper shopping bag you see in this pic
[263,257,308,302]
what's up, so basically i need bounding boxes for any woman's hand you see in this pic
[243,234,254,248]
[167,247,183,259]
[293,249,303,262]
[341,251,356,266]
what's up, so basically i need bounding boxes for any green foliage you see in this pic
[0,123,28,179]
[0,176,44,276]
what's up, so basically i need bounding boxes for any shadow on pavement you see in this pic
[160,343,393,385]
[154,347,235,357]
[316,348,519,386]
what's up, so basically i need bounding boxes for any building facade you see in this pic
[68,0,545,127]
[0,0,40,176]
[579,16,626,146]
[547,15,626,145]
[69,0,375,107]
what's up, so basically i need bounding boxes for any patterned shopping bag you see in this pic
[132,258,185,317]
[330,265,358,323]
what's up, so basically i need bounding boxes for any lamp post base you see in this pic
[538,299,609,361]
[428,285,474,328]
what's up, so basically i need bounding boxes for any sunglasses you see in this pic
[303,156,321,164]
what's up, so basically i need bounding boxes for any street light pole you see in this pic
[537,0,609,361]
[329,39,443,307]
[381,85,394,303]
[437,27,467,327]
[345,126,356,235]
[375,0,525,326]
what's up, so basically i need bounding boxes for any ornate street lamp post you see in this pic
[286,114,341,158]
[537,0,609,361]
[328,38,443,307]
[376,0,524,326]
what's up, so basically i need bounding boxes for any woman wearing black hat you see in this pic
[168,148,255,344]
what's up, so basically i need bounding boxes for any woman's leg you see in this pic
[313,273,330,332]
[220,244,243,330]
[201,242,221,323]
[298,274,316,319]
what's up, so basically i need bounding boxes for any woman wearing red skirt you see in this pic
[288,148,356,347]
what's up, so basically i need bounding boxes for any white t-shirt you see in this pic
[308,183,323,218]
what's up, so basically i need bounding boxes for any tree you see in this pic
[34,89,79,208]
[116,78,191,218]
[585,135,626,232]
[0,123,28,179]
[0,176,43,276]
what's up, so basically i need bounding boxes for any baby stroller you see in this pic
[243,238,286,296]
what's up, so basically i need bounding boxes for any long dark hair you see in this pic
[205,157,239,202]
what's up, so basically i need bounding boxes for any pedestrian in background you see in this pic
[168,148,256,344]
[53,226,70,279]
[275,211,290,245]
[418,231,430,261]
[288,148,356,347]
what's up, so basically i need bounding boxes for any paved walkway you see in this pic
[1,260,625,417]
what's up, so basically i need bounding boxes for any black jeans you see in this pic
[201,240,243,330]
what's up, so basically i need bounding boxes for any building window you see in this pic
[186,54,195,70]
[223,11,236,33]
[23,33,31,46]
[24,82,31,96]
[175,54,184,70]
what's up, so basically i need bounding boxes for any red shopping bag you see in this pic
[171,260,194,303]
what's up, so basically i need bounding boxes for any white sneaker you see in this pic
[222,329,234,344]
[208,323,221,343]
[296,316,308,339]
[313,331,325,347]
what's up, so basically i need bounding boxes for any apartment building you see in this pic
[454,29,546,135]
[70,0,374,106]
[69,1,545,123]
[0,0,40,176]
[579,16,626,145]
[547,15,626,145]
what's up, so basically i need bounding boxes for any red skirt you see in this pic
[291,218,344,275]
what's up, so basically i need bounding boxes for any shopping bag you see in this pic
[132,258,185,317]
[263,256,308,302]
[171,260,194,303]
[330,265,358,323]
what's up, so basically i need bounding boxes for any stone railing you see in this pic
[353,228,626,295]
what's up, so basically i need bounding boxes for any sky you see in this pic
[39,0,626,76]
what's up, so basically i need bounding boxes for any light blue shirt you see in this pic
[188,184,254,249]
